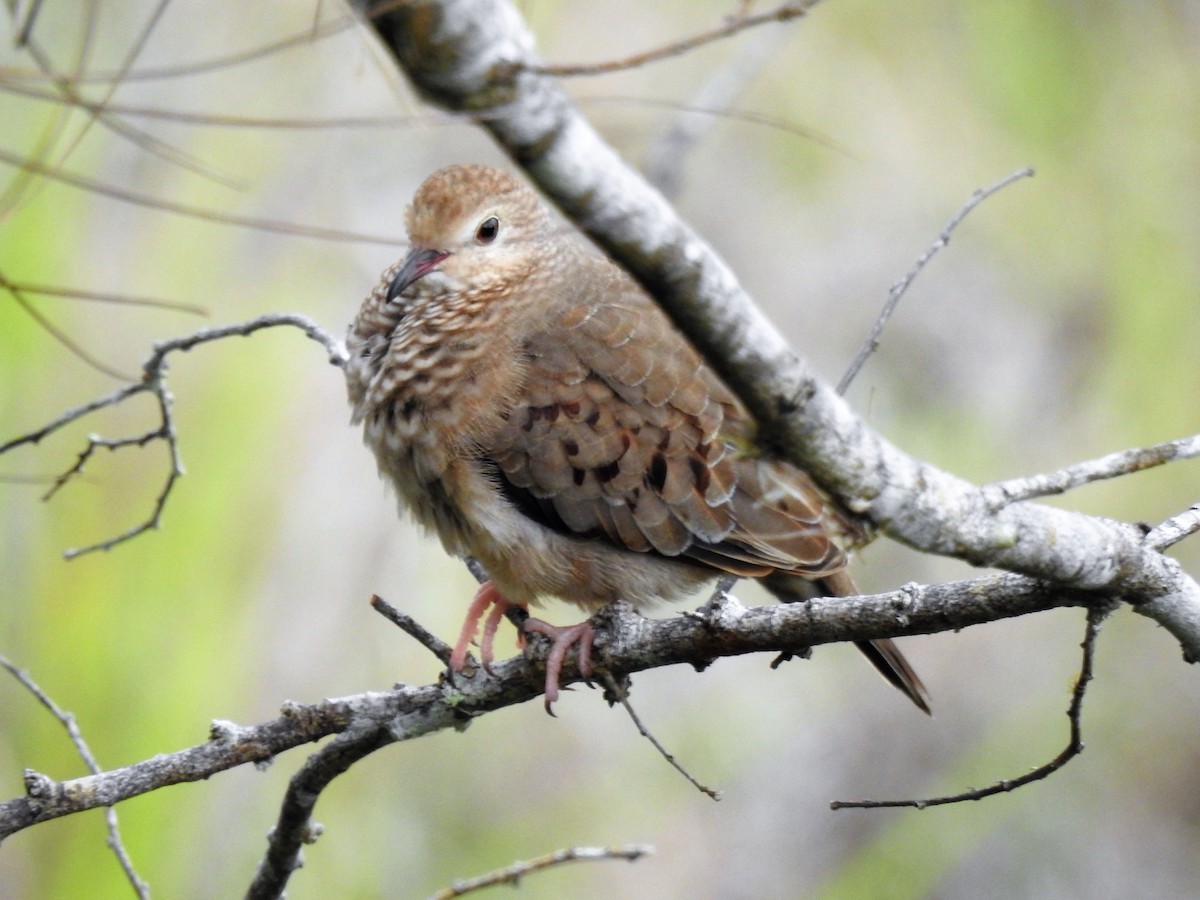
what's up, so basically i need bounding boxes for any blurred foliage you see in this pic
[1,1,1198,897]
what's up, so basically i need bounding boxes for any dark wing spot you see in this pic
[647,453,668,493]
[563,439,580,458]
[596,461,621,483]
[689,455,711,494]
[573,467,587,486]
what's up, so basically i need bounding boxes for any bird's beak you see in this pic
[386,247,449,302]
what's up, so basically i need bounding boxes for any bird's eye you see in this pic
[475,216,500,244]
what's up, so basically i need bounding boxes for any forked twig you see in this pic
[830,603,1109,810]
[0,313,346,559]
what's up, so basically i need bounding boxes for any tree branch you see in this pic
[429,844,654,899]
[830,602,1109,810]
[0,573,1080,843]
[528,1,818,77]
[0,313,346,559]
[0,655,148,896]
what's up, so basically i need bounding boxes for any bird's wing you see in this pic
[487,277,844,578]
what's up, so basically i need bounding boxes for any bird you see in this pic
[345,163,928,715]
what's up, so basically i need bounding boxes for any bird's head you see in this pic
[386,164,553,304]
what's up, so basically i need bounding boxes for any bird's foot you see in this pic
[523,618,596,715]
[450,581,525,675]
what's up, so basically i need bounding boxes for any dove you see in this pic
[345,164,928,714]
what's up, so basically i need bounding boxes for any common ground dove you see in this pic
[346,164,928,714]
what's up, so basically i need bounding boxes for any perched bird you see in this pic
[346,164,928,714]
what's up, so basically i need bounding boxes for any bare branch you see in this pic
[2,77,447,130]
[601,671,720,801]
[430,844,654,900]
[0,573,1081,843]
[0,146,403,246]
[371,594,455,665]
[0,655,148,897]
[2,695,360,841]
[982,435,1200,508]
[831,603,1109,810]
[0,275,208,316]
[1147,504,1200,552]
[531,2,819,77]
[246,722,396,899]
[4,280,133,380]
[0,313,346,559]
[837,167,1036,395]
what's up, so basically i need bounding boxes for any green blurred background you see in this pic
[2,1,1199,897]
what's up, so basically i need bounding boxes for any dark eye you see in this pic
[475,216,500,244]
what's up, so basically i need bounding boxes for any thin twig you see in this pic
[837,167,1036,395]
[429,844,654,900]
[2,77,445,129]
[5,281,133,380]
[0,146,404,247]
[830,603,1109,810]
[0,655,149,898]
[532,1,820,77]
[982,435,1200,509]
[601,672,720,801]
[371,594,454,664]
[582,95,846,155]
[0,274,208,316]
[15,0,47,46]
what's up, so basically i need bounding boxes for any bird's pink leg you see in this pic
[450,581,507,671]
[523,618,596,715]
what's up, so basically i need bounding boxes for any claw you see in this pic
[523,618,595,715]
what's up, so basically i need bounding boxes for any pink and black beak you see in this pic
[386,247,449,302]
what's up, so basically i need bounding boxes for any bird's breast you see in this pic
[347,311,529,557]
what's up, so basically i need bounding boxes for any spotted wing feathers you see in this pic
[488,282,844,579]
